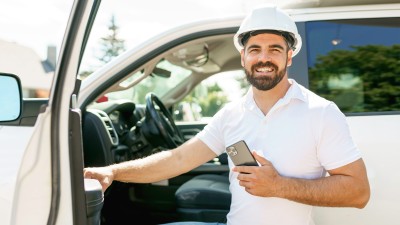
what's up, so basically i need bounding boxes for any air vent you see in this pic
[87,109,119,146]
[103,118,118,145]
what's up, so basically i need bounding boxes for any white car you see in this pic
[1,0,400,224]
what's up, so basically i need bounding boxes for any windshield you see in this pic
[105,59,192,104]
[77,0,257,80]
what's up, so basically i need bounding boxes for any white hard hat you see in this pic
[234,4,302,57]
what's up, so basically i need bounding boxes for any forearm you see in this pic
[109,138,217,183]
[235,153,370,208]
[277,174,369,208]
[110,150,187,183]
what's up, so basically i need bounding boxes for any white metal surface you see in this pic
[0,126,34,225]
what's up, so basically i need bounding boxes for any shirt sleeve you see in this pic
[195,106,227,156]
[317,103,362,170]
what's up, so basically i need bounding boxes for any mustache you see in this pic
[251,61,278,72]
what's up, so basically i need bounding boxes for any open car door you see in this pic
[0,0,102,225]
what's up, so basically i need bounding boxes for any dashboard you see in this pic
[82,99,163,168]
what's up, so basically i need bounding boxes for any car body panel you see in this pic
[313,114,400,224]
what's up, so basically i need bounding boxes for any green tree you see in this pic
[199,84,228,116]
[309,44,400,112]
[79,15,126,80]
[97,14,126,64]
[180,83,228,119]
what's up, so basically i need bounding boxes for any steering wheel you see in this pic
[143,93,185,148]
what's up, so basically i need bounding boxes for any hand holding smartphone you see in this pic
[226,140,258,166]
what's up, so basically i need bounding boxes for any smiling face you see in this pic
[241,33,293,91]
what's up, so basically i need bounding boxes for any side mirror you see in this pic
[0,73,22,122]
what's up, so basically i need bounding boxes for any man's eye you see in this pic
[249,48,259,53]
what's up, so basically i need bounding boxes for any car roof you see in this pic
[282,0,400,8]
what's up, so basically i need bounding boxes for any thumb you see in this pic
[100,176,113,193]
[253,151,270,166]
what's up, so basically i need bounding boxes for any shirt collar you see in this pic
[243,79,307,110]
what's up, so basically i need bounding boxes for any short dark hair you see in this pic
[240,30,295,50]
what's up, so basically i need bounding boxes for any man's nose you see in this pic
[258,50,272,62]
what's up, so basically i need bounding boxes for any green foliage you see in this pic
[79,15,126,79]
[133,75,160,103]
[78,70,93,80]
[98,15,126,64]
[181,83,228,118]
[309,44,400,112]
[199,84,228,116]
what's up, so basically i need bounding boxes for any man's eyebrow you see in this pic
[270,44,285,50]
[246,43,285,50]
[246,44,261,50]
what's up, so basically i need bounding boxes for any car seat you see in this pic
[175,173,231,222]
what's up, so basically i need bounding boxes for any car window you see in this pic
[105,59,192,104]
[306,18,400,113]
[173,70,249,122]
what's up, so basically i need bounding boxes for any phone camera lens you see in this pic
[226,146,238,156]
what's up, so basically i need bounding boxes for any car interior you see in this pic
[80,32,242,225]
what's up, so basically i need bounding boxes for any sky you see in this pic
[0,0,293,60]
[0,0,72,58]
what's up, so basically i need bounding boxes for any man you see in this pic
[84,4,370,225]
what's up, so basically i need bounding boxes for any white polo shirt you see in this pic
[196,79,361,225]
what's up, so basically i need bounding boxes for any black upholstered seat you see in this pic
[175,174,231,222]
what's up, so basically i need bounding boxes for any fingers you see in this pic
[83,169,93,179]
[83,168,100,180]
[233,165,254,174]
[233,153,279,197]
[83,167,114,192]
[232,152,271,174]
[237,171,252,181]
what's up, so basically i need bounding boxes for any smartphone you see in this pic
[226,140,258,166]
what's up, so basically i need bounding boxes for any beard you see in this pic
[245,61,287,91]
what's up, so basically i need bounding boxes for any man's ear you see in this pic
[287,49,293,67]
[240,49,245,67]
